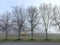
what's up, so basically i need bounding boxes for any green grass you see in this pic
[0,38,60,42]
[0,35,60,42]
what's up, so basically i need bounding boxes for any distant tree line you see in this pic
[0,3,60,40]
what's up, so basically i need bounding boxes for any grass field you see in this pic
[0,33,60,42]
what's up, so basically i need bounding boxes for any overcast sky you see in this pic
[0,0,60,33]
[0,0,60,14]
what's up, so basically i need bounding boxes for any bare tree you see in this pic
[39,4,52,40]
[52,6,60,31]
[12,6,25,40]
[26,6,40,39]
[0,12,11,39]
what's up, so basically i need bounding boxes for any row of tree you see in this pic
[0,3,60,40]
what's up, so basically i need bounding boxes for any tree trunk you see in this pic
[18,28,21,40]
[59,26,60,30]
[5,30,8,39]
[45,29,48,40]
[18,31,20,39]
[31,29,33,39]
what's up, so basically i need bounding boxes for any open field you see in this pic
[0,33,60,39]
[0,33,60,42]
[0,33,60,38]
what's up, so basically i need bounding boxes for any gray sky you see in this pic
[0,0,60,14]
[0,0,60,33]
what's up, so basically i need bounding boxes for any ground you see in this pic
[0,42,60,45]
